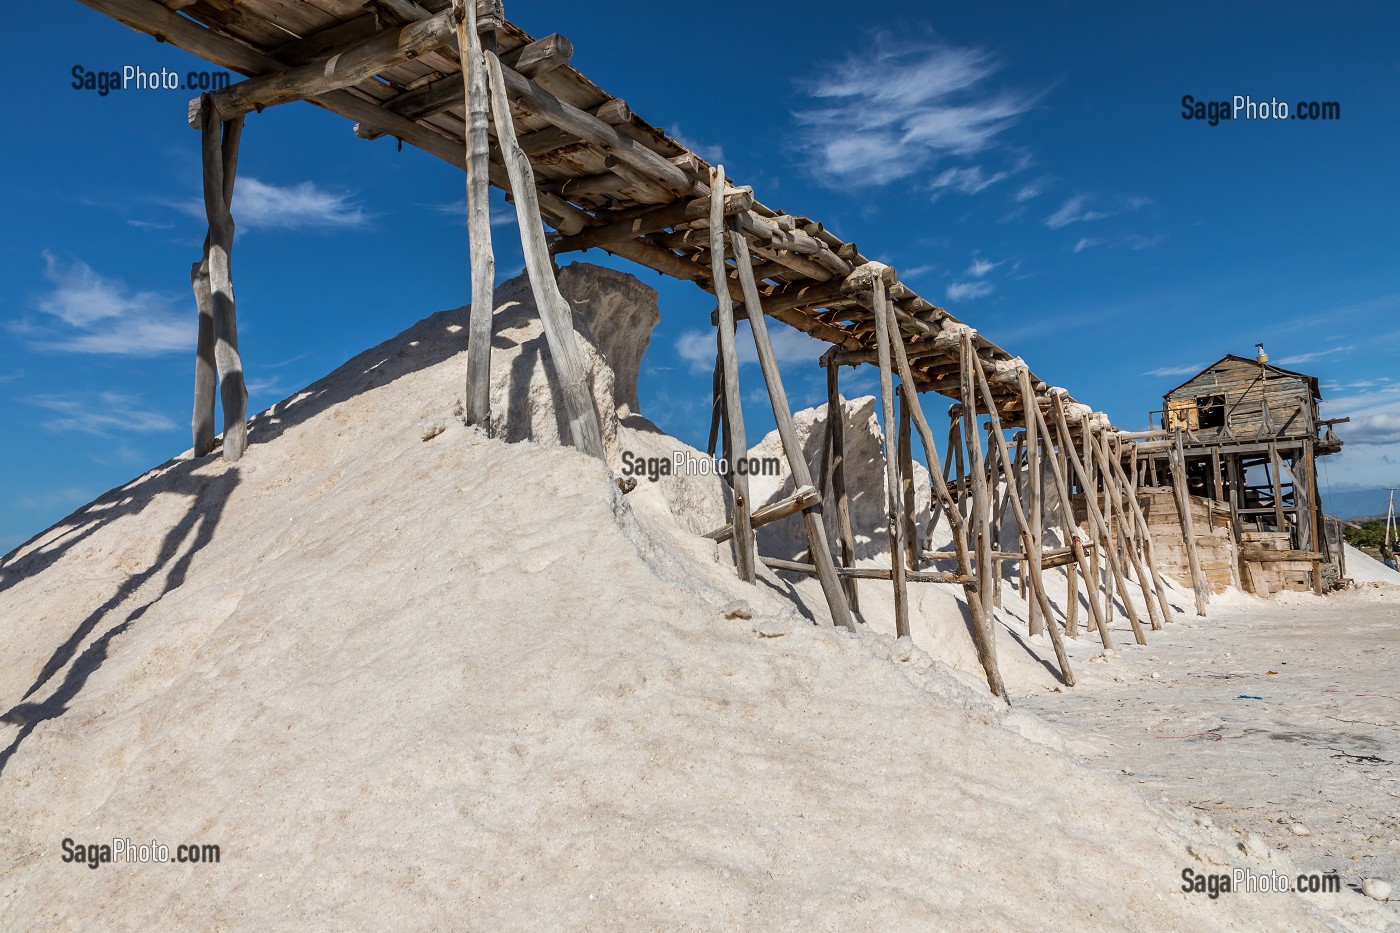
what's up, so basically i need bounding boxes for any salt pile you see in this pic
[0,265,1358,929]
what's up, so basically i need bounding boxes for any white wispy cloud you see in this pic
[946,280,994,301]
[27,391,176,437]
[900,263,936,280]
[1015,179,1045,202]
[1324,385,1400,446]
[675,324,826,374]
[967,257,1002,277]
[1045,194,1107,229]
[670,126,725,165]
[1140,362,1207,378]
[1125,233,1166,250]
[178,178,365,231]
[1276,345,1354,366]
[18,253,189,356]
[928,165,1008,197]
[127,218,174,231]
[793,35,1035,186]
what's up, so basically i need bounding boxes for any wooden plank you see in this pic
[730,225,854,630]
[483,46,605,458]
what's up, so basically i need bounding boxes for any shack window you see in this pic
[1198,394,1226,429]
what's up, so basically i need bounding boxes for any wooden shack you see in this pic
[1134,350,1347,594]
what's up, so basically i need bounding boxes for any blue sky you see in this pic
[3,2,1399,552]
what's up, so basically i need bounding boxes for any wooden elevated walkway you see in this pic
[80,0,1073,420]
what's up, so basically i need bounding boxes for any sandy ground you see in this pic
[1023,582,1400,910]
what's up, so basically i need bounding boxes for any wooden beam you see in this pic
[550,189,753,254]
[705,485,819,543]
[355,31,574,139]
[194,10,459,125]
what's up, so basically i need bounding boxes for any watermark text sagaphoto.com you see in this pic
[72,64,231,96]
[61,837,221,869]
[1180,94,1340,125]
[1181,867,1342,898]
[621,450,783,483]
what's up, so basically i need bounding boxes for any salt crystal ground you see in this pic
[1,267,1394,930]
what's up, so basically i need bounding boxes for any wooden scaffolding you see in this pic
[77,0,1233,697]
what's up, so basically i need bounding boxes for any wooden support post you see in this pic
[899,397,918,570]
[959,335,995,621]
[871,277,910,639]
[1025,409,1044,636]
[1021,375,1113,649]
[483,47,606,459]
[1170,432,1210,616]
[196,97,248,462]
[1053,400,1146,645]
[823,355,860,613]
[1104,433,1176,626]
[886,322,1005,699]
[705,167,754,582]
[454,0,495,432]
[729,222,853,630]
[970,357,1073,686]
[1269,439,1286,536]
[706,344,724,458]
[1091,428,1163,630]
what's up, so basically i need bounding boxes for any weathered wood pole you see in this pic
[729,222,852,629]
[1052,398,1147,645]
[1104,431,1176,626]
[454,0,497,432]
[482,46,606,459]
[959,335,995,620]
[1020,372,1113,649]
[195,96,247,461]
[898,397,918,570]
[1025,403,1045,636]
[703,167,755,581]
[822,354,860,613]
[970,357,1073,686]
[1170,432,1210,615]
[885,321,1006,700]
[870,276,910,639]
[1091,427,1163,630]
[191,105,242,458]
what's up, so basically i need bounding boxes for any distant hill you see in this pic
[1323,486,1398,519]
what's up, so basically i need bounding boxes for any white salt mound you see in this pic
[0,266,1348,929]
[1344,542,1400,585]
